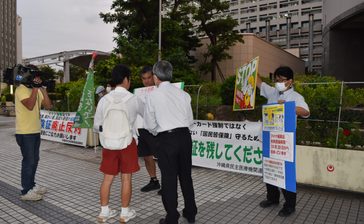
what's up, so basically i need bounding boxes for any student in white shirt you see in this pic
[94,64,142,223]
[144,61,197,224]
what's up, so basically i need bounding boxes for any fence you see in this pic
[185,81,364,150]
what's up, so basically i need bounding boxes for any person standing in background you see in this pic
[136,66,161,195]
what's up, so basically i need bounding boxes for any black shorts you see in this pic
[137,129,158,157]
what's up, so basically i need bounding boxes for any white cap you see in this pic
[95,86,105,94]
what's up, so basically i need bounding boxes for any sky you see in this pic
[17,0,115,58]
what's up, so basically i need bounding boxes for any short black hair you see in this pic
[110,64,131,87]
[274,66,294,80]
[140,66,153,76]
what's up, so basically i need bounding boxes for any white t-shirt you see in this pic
[260,82,310,117]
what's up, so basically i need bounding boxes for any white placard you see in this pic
[269,132,294,162]
[263,157,286,189]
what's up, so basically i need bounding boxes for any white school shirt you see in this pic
[93,86,143,133]
[143,81,194,135]
[260,82,310,117]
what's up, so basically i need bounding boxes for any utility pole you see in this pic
[158,0,162,61]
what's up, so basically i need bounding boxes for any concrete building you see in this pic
[227,0,323,73]
[195,34,305,82]
[0,0,17,92]
[322,0,364,82]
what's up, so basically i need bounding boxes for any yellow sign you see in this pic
[233,57,259,111]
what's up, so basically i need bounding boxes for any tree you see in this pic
[100,0,159,66]
[190,0,243,81]
[100,0,201,84]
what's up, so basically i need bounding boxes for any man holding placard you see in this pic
[257,66,310,217]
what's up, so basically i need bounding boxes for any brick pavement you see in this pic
[0,115,363,224]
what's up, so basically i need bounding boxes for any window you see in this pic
[302,0,321,4]
[302,21,309,28]
[290,10,299,17]
[260,4,268,11]
[230,9,239,16]
[292,22,299,29]
[240,17,248,24]
[230,0,239,6]
[240,7,248,14]
[259,27,267,33]
[249,16,257,23]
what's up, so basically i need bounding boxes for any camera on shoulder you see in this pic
[3,64,55,91]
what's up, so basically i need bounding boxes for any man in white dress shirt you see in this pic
[257,66,310,217]
[144,60,197,224]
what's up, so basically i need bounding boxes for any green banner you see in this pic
[73,69,95,128]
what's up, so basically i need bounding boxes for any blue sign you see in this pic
[262,101,296,192]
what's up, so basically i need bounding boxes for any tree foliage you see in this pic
[190,0,243,81]
[100,0,241,83]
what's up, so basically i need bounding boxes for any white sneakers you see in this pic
[97,210,118,223]
[120,209,136,223]
[33,184,47,195]
[20,189,43,201]
[20,185,47,201]
[96,209,136,223]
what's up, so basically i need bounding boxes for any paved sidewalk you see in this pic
[0,115,363,224]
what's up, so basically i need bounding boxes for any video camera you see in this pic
[3,64,55,91]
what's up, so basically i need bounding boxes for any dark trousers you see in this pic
[156,128,197,224]
[266,183,296,209]
[15,133,41,195]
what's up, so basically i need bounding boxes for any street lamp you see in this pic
[285,13,291,49]
[308,13,314,73]
[158,0,162,61]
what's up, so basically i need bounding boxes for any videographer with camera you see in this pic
[15,65,52,201]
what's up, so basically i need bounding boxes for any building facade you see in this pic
[0,0,17,88]
[227,0,323,73]
[322,0,364,81]
[195,34,305,82]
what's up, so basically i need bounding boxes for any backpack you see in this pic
[99,93,133,150]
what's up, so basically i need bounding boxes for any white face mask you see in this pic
[106,86,112,93]
[275,82,287,92]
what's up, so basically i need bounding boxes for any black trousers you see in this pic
[156,128,197,224]
[266,183,296,209]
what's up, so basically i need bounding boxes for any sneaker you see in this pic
[96,210,117,223]
[120,209,136,223]
[33,184,47,195]
[20,189,43,201]
[140,179,160,192]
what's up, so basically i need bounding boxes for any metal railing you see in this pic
[185,81,364,149]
